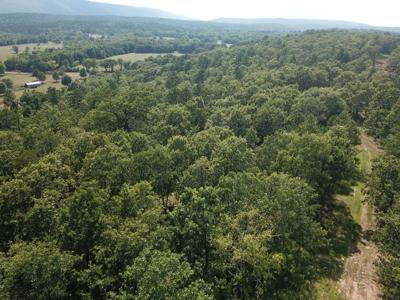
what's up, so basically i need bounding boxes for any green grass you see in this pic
[358,145,378,173]
[337,183,364,224]
[358,149,370,173]
[314,279,345,300]
[336,143,376,224]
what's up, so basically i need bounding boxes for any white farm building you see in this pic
[24,81,42,88]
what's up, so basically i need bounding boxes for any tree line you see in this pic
[3,36,221,73]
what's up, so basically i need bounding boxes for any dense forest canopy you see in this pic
[0,14,272,46]
[1,14,400,299]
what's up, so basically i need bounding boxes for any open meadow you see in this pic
[0,71,80,104]
[109,52,182,62]
[0,42,63,60]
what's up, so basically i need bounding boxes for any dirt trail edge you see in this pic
[338,133,381,300]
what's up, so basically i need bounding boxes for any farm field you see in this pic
[0,42,63,60]
[109,52,182,62]
[0,71,80,104]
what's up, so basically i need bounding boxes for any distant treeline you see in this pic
[0,13,271,72]
[0,14,268,46]
[0,33,52,46]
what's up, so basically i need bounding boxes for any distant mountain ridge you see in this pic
[0,0,185,19]
[213,18,372,30]
[1,1,400,33]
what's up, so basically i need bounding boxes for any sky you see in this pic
[91,0,400,27]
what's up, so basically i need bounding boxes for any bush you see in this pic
[52,72,60,81]
[79,68,87,78]
[36,72,46,81]
[61,75,72,86]
[0,62,5,75]
[1,78,13,89]
[0,82,6,94]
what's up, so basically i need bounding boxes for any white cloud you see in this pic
[91,0,400,27]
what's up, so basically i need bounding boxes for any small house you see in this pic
[24,81,42,89]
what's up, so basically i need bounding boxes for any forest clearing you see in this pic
[0,71,80,104]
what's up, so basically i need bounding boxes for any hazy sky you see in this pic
[92,0,400,27]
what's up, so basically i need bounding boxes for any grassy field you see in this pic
[109,52,182,62]
[0,42,63,60]
[0,71,80,104]
[337,182,364,224]
[336,139,380,224]
[336,146,367,224]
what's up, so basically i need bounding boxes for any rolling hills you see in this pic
[0,0,184,19]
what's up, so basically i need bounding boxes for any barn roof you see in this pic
[25,81,42,87]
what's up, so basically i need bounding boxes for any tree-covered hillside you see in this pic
[0,14,270,49]
[0,0,183,19]
[1,29,400,299]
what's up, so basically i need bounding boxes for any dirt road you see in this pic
[338,133,382,300]
[338,201,380,300]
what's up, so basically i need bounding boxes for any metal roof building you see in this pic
[24,81,42,88]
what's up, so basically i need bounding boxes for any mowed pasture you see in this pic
[0,42,63,60]
[0,71,80,104]
[109,52,182,62]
